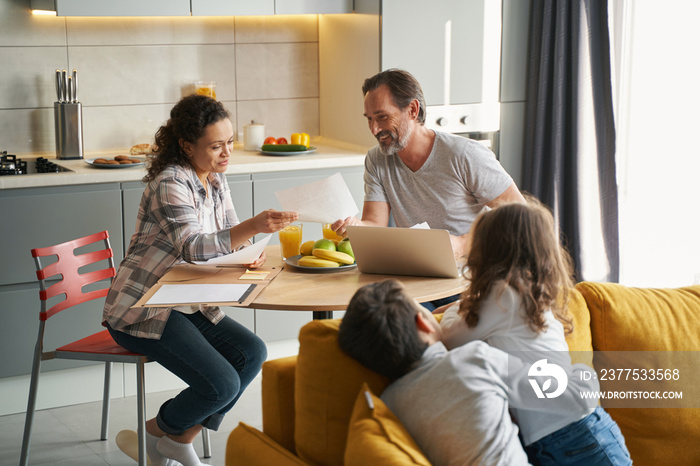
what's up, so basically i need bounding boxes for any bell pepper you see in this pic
[291,132,310,148]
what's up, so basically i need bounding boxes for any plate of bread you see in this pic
[85,144,153,168]
[85,155,147,168]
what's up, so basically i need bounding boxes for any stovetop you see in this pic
[0,152,73,176]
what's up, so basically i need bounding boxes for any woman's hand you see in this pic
[244,249,266,269]
[253,209,299,233]
[229,210,298,252]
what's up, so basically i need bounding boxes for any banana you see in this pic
[298,256,340,268]
[312,248,355,265]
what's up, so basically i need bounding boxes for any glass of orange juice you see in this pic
[322,223,344,242]
[279,224,303,260]
[194,81,217,100]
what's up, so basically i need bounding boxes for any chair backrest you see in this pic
[31,230,116,321]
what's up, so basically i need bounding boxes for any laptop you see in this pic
[346,225,462,278]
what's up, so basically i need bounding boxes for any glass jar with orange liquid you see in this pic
[322,223,344,243]
[194,81,217,100]
[279,224,303,260]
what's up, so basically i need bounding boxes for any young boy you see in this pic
[338,279,621,466]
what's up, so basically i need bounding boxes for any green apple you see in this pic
[313,239,336,251]
[337,238,354,259]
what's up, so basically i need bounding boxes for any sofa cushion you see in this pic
[226,422,307,466]
[575,282,700,466]
[261,356,297,453]
[565,287,594,367]
[576,282,700,351]
[345,383,430,466]
[295,319,390,465]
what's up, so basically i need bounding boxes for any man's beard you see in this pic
[377,118,412,155]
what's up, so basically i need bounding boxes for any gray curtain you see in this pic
[522,0,619,282]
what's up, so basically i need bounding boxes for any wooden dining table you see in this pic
[248,245,468,319]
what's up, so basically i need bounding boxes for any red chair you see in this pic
[20,231,211,466]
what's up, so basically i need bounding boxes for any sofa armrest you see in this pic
[262,355,298,453]
[226,422,307,466]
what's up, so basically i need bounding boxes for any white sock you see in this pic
[147,432,183,466]
[157,436,207,466]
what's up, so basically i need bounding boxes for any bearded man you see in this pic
[332,69,525,262]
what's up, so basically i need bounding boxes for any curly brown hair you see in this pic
[458,198,575,335]
[143,94,230,183]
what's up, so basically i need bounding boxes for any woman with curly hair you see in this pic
[438,198,631,465]
[103,94,297,465]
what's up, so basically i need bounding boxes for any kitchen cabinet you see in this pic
[0,183,124,378]
[0,183,124,286]
[227,174,254,222]
[275,0,353,15]
[122,181,145,254]
[40,0,191,16]
[381,0,501,108]
[191,0,274,16]
[36,0,352,16]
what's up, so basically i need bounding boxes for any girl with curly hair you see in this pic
[438,199,631,465]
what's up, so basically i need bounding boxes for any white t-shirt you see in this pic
[381,341,529,466]
[382,341,599,466]
[363,131,513,235]
[440,283,598,445]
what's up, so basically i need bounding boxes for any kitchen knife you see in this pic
[55,69,62,103]
[67,76,73,103]
[61,70,67,103]
[72,69,78,103]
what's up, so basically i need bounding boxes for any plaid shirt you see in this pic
[103,164,240,339]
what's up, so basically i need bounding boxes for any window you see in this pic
[611,0,700,287]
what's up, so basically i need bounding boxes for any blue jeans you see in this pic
[107,311,267,436]
[525,407,632,466]
[421,293,461,312]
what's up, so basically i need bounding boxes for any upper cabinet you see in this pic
[50,0,190,16]
[32,0,353,16]
[191,0,275,16]
[381,0,502,107]
[274,0,353,15]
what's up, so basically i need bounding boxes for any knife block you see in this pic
[54,102,84,160]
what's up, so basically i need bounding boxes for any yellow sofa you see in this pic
[226,282,700,465]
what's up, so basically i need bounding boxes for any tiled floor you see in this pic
[0,376,263,466]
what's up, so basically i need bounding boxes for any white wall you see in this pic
[0,2,320,155]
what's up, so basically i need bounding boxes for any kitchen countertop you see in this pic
[1,138,369,190]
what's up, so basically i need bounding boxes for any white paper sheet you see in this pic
[192,234,271,266]
[274,172,359,223]
[410,222,431,229]
[146,283,254,305]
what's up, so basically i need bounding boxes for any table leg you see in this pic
[312,311,334,320]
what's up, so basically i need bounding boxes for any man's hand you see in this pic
[331,216,362,237]
[450,233,471,262]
